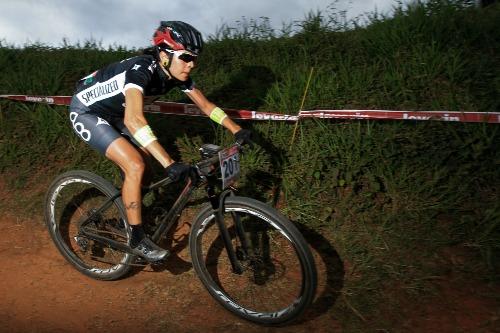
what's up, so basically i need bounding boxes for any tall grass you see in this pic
[1,0,499,330]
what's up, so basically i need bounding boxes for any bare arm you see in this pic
[185,87,242,134]
[123,88,175,168]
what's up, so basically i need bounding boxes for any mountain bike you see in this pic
[44,142,317,325]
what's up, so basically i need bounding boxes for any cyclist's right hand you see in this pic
[165,162,193,182]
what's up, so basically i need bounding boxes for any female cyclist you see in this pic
[68,21,251,262]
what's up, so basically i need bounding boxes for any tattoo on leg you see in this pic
[126,201,139,210]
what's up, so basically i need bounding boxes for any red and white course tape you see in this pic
[1,94,499,124]
[299,110,500,124]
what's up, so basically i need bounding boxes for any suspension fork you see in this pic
[228,191,254,259]
[207,185,244,274]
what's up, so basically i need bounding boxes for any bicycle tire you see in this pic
[189,196,317,325]
[44,170,134,280]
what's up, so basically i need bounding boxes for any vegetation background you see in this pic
[0,0,499,330]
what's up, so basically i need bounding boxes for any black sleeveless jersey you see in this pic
[74,55,194,116]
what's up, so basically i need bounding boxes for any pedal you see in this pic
[134,257,149,265]
[150,258,168,266]
[133,257,167,267]
[134,251,170,266]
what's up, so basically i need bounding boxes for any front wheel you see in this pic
[44,170,134,280]
[189,196,317,325]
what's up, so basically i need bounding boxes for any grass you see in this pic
[0,0,499,330]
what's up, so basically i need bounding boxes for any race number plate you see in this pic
[219,145,240,189]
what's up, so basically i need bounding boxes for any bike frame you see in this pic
[79,145,247,273]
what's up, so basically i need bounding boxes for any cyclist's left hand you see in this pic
[234,129,253,147]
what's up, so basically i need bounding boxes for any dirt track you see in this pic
[0,210,499,332]
[0,213,341,333]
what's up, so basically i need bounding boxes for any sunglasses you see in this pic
[177,52,197,63]
[165,49,197,63]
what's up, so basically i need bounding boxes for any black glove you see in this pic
[165,162,192,182]
[234,129,253,146]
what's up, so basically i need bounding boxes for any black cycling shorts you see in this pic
[68,95,139,155]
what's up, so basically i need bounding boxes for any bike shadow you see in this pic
[154,218,194,275]
[294,223,345,324]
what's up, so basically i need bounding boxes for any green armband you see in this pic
[209,107,228,125]
[133,125,157,147]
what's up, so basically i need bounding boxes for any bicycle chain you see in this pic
[82,227,164,268]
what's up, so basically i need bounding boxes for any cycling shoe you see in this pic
[130,237,170,262]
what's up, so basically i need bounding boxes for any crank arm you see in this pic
[79,228,136,256]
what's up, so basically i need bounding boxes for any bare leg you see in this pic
[105,137,145,226]
[103,137,169,261]
[138,147,153,186]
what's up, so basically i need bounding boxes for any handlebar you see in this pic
[146,142,244,191]
[196,141,243,177]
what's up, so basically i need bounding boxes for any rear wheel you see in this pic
[189,196,317,325]
[44,170,134,280]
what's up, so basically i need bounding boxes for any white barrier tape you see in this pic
[1,94,499,124]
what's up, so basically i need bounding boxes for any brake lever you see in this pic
[234,139,255,153]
